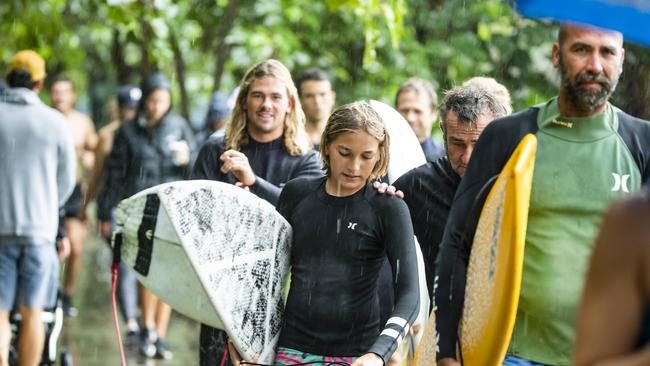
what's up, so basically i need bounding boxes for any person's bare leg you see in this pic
[0,311,10,366]
[138,284,158,357]
[63,218,87,295]
[154,301,172,338]
[154,300,173,359]
[140,285,157,331]
[17,306,44,366]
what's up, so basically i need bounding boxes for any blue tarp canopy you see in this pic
[512,0,650,47]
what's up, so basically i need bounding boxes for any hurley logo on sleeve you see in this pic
[347,222,358,230]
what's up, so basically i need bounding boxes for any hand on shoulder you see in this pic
[372,181,404,199]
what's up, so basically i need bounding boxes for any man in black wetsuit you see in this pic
[192,59,323,366]
[393,84,508,301]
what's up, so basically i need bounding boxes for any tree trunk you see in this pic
[137,0,157,75]
[111,28,132,84]
[85,47,108,125]
[212,0,242,91]
[168,26,191,125]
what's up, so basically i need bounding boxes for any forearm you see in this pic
[370,204,420,363]
[250,177,281,206]
[191,142,221,180]
[433,239,467,359]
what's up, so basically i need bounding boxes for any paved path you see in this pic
[58,229,200,365]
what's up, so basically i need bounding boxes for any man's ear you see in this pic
[619,47,625,76]
[33,80,44,93]
[552,43,561,69]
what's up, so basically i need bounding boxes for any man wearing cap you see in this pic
[50,75,98,317]
[101,73,194,359]
[0,50,76,366]
[194,91,232,148]
[82,85,142,342]
[83,85,141,223]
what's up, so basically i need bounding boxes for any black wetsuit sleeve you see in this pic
[249,177,282,206]
[250,150,322,206]
[98,126,129,221]
[275,178,301,220]
[393,157,460,302]
[180,120,196,178]
[434,110,538,359]
[190,138,225,180]
[368,198,420,363]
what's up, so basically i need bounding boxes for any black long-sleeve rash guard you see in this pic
[393,156,460,300]
[191,135,323,205]
[276,177,420,364]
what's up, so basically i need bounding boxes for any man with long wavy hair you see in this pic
[192,59,322,365]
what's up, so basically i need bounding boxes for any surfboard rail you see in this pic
[459,133,537,365]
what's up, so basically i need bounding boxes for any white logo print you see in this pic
[611,173,630,193]
[347,222,358,230]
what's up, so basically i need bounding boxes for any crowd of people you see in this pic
[1,21,650,366]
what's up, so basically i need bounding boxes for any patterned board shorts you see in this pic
[274,347,357,365]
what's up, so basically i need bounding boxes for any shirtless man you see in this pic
[83,85,140,223]
[51,76,98,317]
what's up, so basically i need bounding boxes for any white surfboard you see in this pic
[370,100,430,349]
[369,100,429,184]
[113,180,292,363]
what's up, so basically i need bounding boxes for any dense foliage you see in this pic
[2,0,648,127]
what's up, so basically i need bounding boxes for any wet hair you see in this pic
[320,101,389,180]
[462,76,513,115]
[395,77,438,111]
[226,59,310,156]
[440,85,507,126]
[6,69,36,89]
[296,68,332,97]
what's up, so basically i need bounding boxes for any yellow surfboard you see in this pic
[460,134,536,365]
[414,134,537,366]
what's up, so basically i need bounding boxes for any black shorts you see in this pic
[61,184,83,219]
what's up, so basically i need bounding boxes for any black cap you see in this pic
[205,92,231,125]
[117,85,142,108]
[140,73,170,102]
